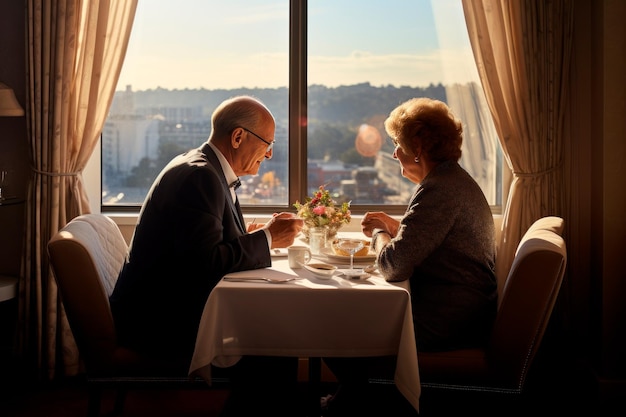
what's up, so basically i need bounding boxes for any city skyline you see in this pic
[116,0,480,91]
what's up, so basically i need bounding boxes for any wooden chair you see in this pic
[416,216,567,394]
[48,214,229,417]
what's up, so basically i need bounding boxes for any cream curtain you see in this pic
[462,0,573,286]
[20,0,137,379]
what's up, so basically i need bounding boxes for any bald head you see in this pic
[210,96,274,143]
[208,95,276,176]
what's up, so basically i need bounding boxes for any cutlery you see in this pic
[223,276,296,284]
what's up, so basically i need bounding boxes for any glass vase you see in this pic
[308,226,328,255]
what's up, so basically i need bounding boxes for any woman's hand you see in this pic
[361,211,399,237]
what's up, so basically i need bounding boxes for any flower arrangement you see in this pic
[293,185,351,238]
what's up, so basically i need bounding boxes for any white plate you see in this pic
[302,262,338,279]
[320,247,377,263]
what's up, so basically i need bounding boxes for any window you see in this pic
[101,0,501,215]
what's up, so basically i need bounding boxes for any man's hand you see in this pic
[264,212,304,248]
[247,222,264,232]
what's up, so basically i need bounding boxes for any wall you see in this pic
[593,0,625,395]
[566,0,626,402]
[0,0,27,278]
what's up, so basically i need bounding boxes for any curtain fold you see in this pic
[462,0,573,288]
[19,0,137,379]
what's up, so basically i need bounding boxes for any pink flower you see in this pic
[293,184,351,229]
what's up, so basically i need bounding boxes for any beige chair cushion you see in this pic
[48,214,129,374]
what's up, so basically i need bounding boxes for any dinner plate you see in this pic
[320,247,377,263]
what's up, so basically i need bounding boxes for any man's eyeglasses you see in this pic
[241,127,274,154]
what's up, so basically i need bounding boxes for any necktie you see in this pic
[229,178,241,190]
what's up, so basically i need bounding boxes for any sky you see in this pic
[117,0,480,91]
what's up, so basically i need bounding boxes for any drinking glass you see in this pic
[309,227,327,255]
[336,238,364,275]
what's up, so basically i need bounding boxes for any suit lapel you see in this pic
[202,144,247,234]
[234,196,246,232]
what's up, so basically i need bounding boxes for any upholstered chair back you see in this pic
[48,214,130,375]
[48,213,230,417]
[487,216,566,389]
[417,216,567,394]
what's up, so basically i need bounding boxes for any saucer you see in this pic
[338,269,371,280]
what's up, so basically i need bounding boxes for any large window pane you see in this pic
[307,0,500,207]
[102,0,290,206]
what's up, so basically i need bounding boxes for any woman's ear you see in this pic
[413,143,423,159]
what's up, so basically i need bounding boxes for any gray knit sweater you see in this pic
[378,160,497,351]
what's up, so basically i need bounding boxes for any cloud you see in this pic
[308,48,480,87]
[118,46,479,91]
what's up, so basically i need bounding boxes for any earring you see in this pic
[414,156,420,163]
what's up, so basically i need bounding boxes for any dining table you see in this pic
[189,233,421,414]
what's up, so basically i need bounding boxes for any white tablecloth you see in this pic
[189,254,420,412]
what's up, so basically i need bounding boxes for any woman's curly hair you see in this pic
[384,97,463,163]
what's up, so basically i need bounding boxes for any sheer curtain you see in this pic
[462,0,573,288]
[19,0,137,379]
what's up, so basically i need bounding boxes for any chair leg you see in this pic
[87,386,102,417]
[308,357,322,417]
[113,389,127,416]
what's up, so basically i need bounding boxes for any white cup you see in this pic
[288,245,311,268]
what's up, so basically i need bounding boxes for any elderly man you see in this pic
[110,96,303,416]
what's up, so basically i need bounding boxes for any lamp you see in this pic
[0,82,24,116]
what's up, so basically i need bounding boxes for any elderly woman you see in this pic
[322,98,497,415]
[364,97,497,351]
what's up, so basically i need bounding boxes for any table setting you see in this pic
[292,232,377,280]
[290,185,386,279]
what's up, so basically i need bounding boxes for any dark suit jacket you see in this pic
[110,143,271,362]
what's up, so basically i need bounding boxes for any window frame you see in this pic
[98,0,505,218]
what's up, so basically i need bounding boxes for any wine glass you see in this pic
[336,238,364,276]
